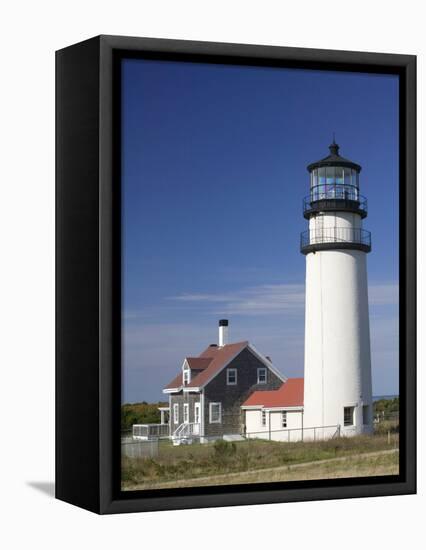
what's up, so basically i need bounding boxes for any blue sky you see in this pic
[121,58,399,403]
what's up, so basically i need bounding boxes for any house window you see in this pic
[183,403,189,424]
[226,368,237,385]
[363,405,370,425]
[173,403,179,424]
[209,402,222,423]
[257,368,267,384]
[261,410,266,427]
[183,367,190,385]
[344,406,355,426]
[282,411,287,428]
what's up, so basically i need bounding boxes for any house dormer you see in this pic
[181,357,214,386]
[182,359,191,385]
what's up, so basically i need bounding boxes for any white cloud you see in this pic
[167,282,398,316]
[168,284,305,315]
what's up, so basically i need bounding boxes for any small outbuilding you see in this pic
[241,378,304,442]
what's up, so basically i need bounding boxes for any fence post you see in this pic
[247,433,250,472]
[269,411,271,441]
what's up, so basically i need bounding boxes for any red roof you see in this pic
[242,378,304,408]
[188,341,248,388]
[186,357,212,370]
[164,372,184,390]
[164,341,248,390]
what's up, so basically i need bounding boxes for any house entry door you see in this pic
[194,402,200,435]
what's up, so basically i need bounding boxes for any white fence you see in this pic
[121,437,159,458]
[246,424,340,442]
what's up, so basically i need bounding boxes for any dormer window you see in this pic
[182,362,191,385]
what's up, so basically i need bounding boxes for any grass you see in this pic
[121,432,399,491]
[131,450,399,489]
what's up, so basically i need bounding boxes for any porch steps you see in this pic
[172,422,200,445]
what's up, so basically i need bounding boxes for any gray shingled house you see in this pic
[161,320,286,444]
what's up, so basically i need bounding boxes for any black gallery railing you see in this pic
[300,227,372,252]
[303,184,368,217]
[310,183,359,200]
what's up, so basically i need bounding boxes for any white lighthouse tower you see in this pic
[301,140,373,438]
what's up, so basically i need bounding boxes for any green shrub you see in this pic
[213,439,237,459]
[374,419,399,435]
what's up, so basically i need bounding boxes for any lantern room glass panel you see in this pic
[325,167,333,197]
[311,169,318,200]
[318,167,326,199]
[335,167,344,184]
[352,169,359,199]
[344,167,351,187]
[312,169,318,188]
[326,166,335,184]
[334,167,343,199]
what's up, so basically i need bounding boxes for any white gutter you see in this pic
[241,405,304,412]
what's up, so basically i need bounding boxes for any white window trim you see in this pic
[194,402,200,424]
[226,368,237,385]
[173,403,179,424]
[209,402,222,424]
[183,403,189,424]
[257,367,267,384]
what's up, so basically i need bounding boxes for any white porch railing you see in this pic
[133,423,169,440]
[172,422,200,444]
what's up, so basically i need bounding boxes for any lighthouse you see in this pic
[301,140,373,438]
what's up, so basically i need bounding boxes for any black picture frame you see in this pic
[56,35,416,514]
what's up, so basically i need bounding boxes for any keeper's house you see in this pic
[162,320,286,443]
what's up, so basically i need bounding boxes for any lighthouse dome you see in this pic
[307,140,361,173]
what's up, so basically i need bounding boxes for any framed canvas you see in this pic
[56,35,416,514]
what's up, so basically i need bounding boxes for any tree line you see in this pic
[121,401,168,431]
[373,397,399,417]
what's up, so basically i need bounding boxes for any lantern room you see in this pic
[303,140,367,219]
